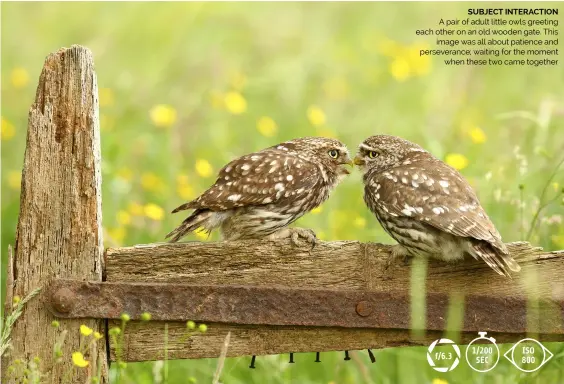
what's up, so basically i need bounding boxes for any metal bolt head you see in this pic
[355,300,373,317]
[51,287,75,314]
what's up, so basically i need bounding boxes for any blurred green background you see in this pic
[2,1,563,383]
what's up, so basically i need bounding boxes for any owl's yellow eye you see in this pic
[328,149,339,158]
[368,151,379,159]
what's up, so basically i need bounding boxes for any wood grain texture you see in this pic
[2,46,107,383]
[105,240,564,361]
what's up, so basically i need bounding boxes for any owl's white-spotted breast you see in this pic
[166,137,352,243]
[354,134,520,277]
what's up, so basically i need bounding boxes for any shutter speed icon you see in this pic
[465,332,500,372]
[504,338,554,373]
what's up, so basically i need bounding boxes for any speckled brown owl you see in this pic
[166,137,352,244]
[354,135,520,277]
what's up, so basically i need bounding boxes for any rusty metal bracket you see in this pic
[46,279,564,334]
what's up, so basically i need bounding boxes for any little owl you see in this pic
[354,134,520,277]
[167,137,352,244]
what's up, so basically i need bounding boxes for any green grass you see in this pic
[2,2,564,383]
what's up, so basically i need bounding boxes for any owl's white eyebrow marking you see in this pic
[286,175,293,181]
[358,143,373,151]
[227,194,241,202]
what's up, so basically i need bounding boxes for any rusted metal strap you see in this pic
[46,279,564,334]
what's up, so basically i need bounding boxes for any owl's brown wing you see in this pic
[370,161,507,253]
[172,150,320,212]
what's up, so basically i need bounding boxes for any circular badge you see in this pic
[465,332,500,372]
[427,338,461,372]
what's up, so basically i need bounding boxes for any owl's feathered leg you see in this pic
[385,243,412,269]
[266,227,317,248]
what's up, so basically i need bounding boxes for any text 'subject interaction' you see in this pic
[416,7,560,67]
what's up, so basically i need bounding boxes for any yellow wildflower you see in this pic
[116,167,133,181]
[94,332,103,340]
[194,228,209,240]
[177,184,195,200]
[8,171,22,190]
[353,217,366,229]
[1,117,16,141]
[98,88,114,107]
[230,72,247,90]
[107,227,126,243]
[141,172,164,192]
[144,203,164,221]
[195,159,213,178]
[80,325,93,336]
[377,38,402,57]
[186,320,196,329]
[198,324,208,333]
[407,43,431,76]
[12,296,21,306]
[469,126,487,144]
[256,116,278,137]
[11,67,29,88]
[445,153,469,170]
[307,105,326,127]
[72,352,89,368]
[150,104,177,128]
[116,210,131,226]
[311,206,323,215]
[389,57,410,82]
[224,92,247,115]
[128,202,144,216]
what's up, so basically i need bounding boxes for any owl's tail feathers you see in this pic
[171,201,196,214]
[165,209,212,243]
[467,241,521,278]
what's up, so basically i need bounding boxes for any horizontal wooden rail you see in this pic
[99,240,564,362]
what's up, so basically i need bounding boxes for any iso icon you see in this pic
[504,338,554,372]
[427,338,461,372]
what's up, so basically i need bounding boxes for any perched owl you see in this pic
[166,137,352,244]
[354,135,521,277]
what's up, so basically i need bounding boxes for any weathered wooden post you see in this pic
[2,45,107,383]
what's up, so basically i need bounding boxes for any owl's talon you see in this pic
[385,244,410,270]
[289,227,317,248]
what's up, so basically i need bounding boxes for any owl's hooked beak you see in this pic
[353,156,365,166]
[339,157,354,175]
